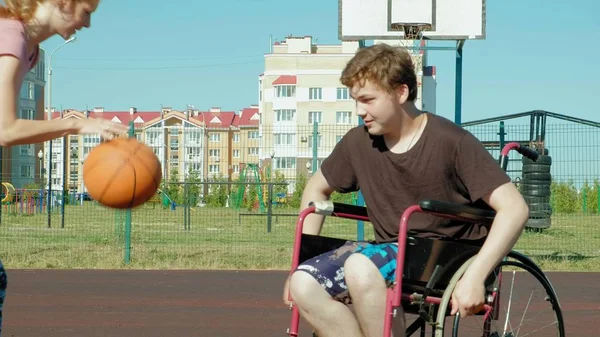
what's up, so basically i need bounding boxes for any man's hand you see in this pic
[450,275,485,318]
[448,181,528,318]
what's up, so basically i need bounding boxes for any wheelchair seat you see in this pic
[298,233,496,300]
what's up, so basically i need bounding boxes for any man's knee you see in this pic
[288,270,327,305]
[344,253,386,293]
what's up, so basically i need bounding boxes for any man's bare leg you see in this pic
[344,253,406,337]
[289,271,364,337]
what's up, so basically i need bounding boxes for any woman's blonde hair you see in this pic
[0,0,99,22]
[0,0,43,21]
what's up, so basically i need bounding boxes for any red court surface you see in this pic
[2,269,597,336]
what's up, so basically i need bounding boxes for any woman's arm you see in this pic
[0,55,127,145]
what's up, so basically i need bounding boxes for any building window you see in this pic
[337,87,350,100]
[309,88,322,100]
[248,147,259,156]
[20,81,34,100]
[233,149,240,158]
[209,149,220,159]
[209,133,220,142]
[336,111,352,124]
[233,134,240,142]
[190,163,202,172]
[248,131,259,139]
[274,133,295,146]
[20,108,34,120]
[308,135,322,149]
[185,130,202,144]
[209,165,220,173]
[275,85,296,98]
[275,109,295,122]
[308,111,321,124]
[275,157,296,169]
[20,144,33,156]
[20,165,34,178]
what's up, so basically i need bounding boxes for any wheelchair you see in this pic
[286,142,565,337]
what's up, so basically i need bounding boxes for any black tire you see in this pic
[524,196,551,204]
[520,185,551,197]
[529,202,553,213]
[529,210,552,218]
[522,154,552,165]
[522,163,551,174]
[522,172,552,181]
[521,181,551,188]
[526,217,552,229]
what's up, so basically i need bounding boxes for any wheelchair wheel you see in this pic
[434,252,565,337]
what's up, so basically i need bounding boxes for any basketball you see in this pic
[83,137,162,209]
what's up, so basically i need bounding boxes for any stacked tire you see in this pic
[521,151,552,231]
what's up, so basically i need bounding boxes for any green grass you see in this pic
[0,202,598,271]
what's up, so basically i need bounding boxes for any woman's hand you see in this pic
[77,118,129,140]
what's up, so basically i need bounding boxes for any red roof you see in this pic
[198,110,236,129]
[238,107,259,127]
[272,75,297,85]
[44,106,260,130]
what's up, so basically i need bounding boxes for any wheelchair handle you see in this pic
[499,142,539,171]
[501,142,539,161]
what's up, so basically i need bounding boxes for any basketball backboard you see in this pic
[338,0,486,41]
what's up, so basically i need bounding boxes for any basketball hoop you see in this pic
[389,22,432,40]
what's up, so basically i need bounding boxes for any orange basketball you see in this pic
[83,137,162,209]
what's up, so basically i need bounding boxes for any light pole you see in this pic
[37,149,43,181]
[46,35,76,229]
[269,150,275,181]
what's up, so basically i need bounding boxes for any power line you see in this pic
[53,60,263,71]
[54,54,264,62]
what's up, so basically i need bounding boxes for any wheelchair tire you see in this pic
[434,253,565,337]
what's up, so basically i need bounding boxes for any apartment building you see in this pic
[0,48,47,188]
[258,36,436,181]
[42,105,259,192]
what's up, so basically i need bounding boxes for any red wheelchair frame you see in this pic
[285,142,564,337]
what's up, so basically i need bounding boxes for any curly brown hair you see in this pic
[340,43,418,101]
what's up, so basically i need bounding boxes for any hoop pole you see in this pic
[355,39,367,241]
[455,40,465,125]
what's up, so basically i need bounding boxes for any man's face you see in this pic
[351,80,407,136]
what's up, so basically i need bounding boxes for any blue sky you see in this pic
[41,0,599,124]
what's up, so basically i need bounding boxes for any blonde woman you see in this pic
[0,1,127,334]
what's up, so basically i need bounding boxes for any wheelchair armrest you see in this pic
[419,200,496,225]
[309,200,369,218]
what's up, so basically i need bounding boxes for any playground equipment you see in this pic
[233,163,265,212]
[158,188,177,210]
[1,187,48,216]
[1,182,15,203]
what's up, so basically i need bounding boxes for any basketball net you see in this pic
[389,22,431,55]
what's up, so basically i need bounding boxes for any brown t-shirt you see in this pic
[320,113,511,243]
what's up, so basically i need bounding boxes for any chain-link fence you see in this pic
[1,119,599,270]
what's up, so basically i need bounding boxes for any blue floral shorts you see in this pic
[295,241,398,304]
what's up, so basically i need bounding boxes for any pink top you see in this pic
[0,18,40,81]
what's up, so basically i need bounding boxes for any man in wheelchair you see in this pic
[282,44,530,337]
